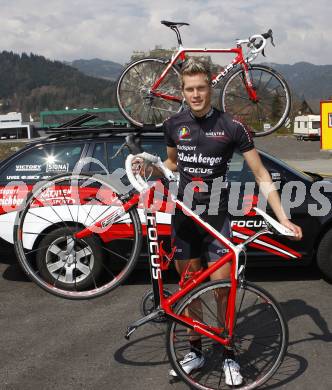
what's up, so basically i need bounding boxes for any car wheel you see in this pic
[317,229,332,281]
[36,226,103,290]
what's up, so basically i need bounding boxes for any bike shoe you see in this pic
[169,352,205,377]
[223,358,243,386]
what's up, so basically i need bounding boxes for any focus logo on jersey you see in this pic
[178,126,191,141]
[184,167,213,174]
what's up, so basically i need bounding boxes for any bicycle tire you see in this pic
[116,57,182,127]
[221,64,291,137]
[14,173,143,300]
[166,280,288,389]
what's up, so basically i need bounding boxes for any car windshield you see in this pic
[258,150,314,182]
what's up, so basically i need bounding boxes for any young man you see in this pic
[161,58,302,384]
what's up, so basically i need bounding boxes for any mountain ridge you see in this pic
[0,50,330,119]
[0,51,117,118]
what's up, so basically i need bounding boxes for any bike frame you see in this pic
[76,182,268,346]
[151,45,257,103]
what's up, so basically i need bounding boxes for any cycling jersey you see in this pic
[163,107,255,212]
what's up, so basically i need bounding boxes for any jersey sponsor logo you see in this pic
[178,152,198,163]
[178,126,191,141]
[205,130,225,138]
[177,145,196,151]
[178,152,223,166]
[184,167,213,174]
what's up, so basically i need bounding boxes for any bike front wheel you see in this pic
[166,280,288,389]
[221,64,291,137]
[116,57,182,127]
[14,173,143,299]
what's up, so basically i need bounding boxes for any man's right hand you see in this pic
[131,156,145,176]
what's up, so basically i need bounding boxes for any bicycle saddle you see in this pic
[253,207,295,236]
[161,20,190,28]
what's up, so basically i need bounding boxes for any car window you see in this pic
[1,144,84,182]
[227,152,255,182]
[106,138,167,171]
[89,143,108,172]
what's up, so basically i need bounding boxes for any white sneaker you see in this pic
[223,359,243,386]
[169,352,205,377]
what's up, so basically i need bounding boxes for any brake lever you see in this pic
[262,29,275,47]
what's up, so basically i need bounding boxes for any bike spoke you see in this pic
[226,92,250,101]
[102,245,130,262]
[133,66,146,84]
[258,75,274,94]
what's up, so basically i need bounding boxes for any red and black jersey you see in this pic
[163,107,255,212]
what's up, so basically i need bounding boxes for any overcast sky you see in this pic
[0,0,330,65]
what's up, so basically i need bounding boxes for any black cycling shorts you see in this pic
[171,209,232,262]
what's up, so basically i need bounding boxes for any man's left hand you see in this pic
[280,219,303,240]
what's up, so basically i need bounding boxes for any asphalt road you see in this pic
[0,243,331,390]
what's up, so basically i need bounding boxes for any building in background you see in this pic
[0,112,33,139]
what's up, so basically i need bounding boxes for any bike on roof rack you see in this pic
[116,21,291,136]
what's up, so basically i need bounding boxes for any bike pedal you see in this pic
[125,326,137,340]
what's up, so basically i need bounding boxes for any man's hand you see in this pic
[132,157,154,178]
[131,156,145,176]
[280,219,303,240]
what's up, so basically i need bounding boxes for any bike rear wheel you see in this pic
[221,64,291,137]
[14,173,142,299]
[167,280,288,389]
[116,58,182,127]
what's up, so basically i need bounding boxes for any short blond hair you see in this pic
[180,58,212,89]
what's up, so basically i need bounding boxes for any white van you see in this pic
[293,115,320,140]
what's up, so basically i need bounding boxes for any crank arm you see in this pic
[125,309,165,340]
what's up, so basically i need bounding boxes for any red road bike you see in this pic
[14,146,299,389]
[116,20,291,136]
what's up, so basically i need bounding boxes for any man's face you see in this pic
[182,73,212,116]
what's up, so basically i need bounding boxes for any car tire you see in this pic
[317,229,332,281]
[36,226,103,290]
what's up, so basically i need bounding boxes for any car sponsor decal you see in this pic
[0,185,119,215]
[15,164,42,172]
[46,162,69,173]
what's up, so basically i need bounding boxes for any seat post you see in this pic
[171,26,183,46]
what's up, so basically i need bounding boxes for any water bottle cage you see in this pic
[158,240,176,271]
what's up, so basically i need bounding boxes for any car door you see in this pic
[0,141,88,244]
[227,150,310,265]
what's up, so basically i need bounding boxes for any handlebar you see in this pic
[236,29,275,58]
[125,152,176,192]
